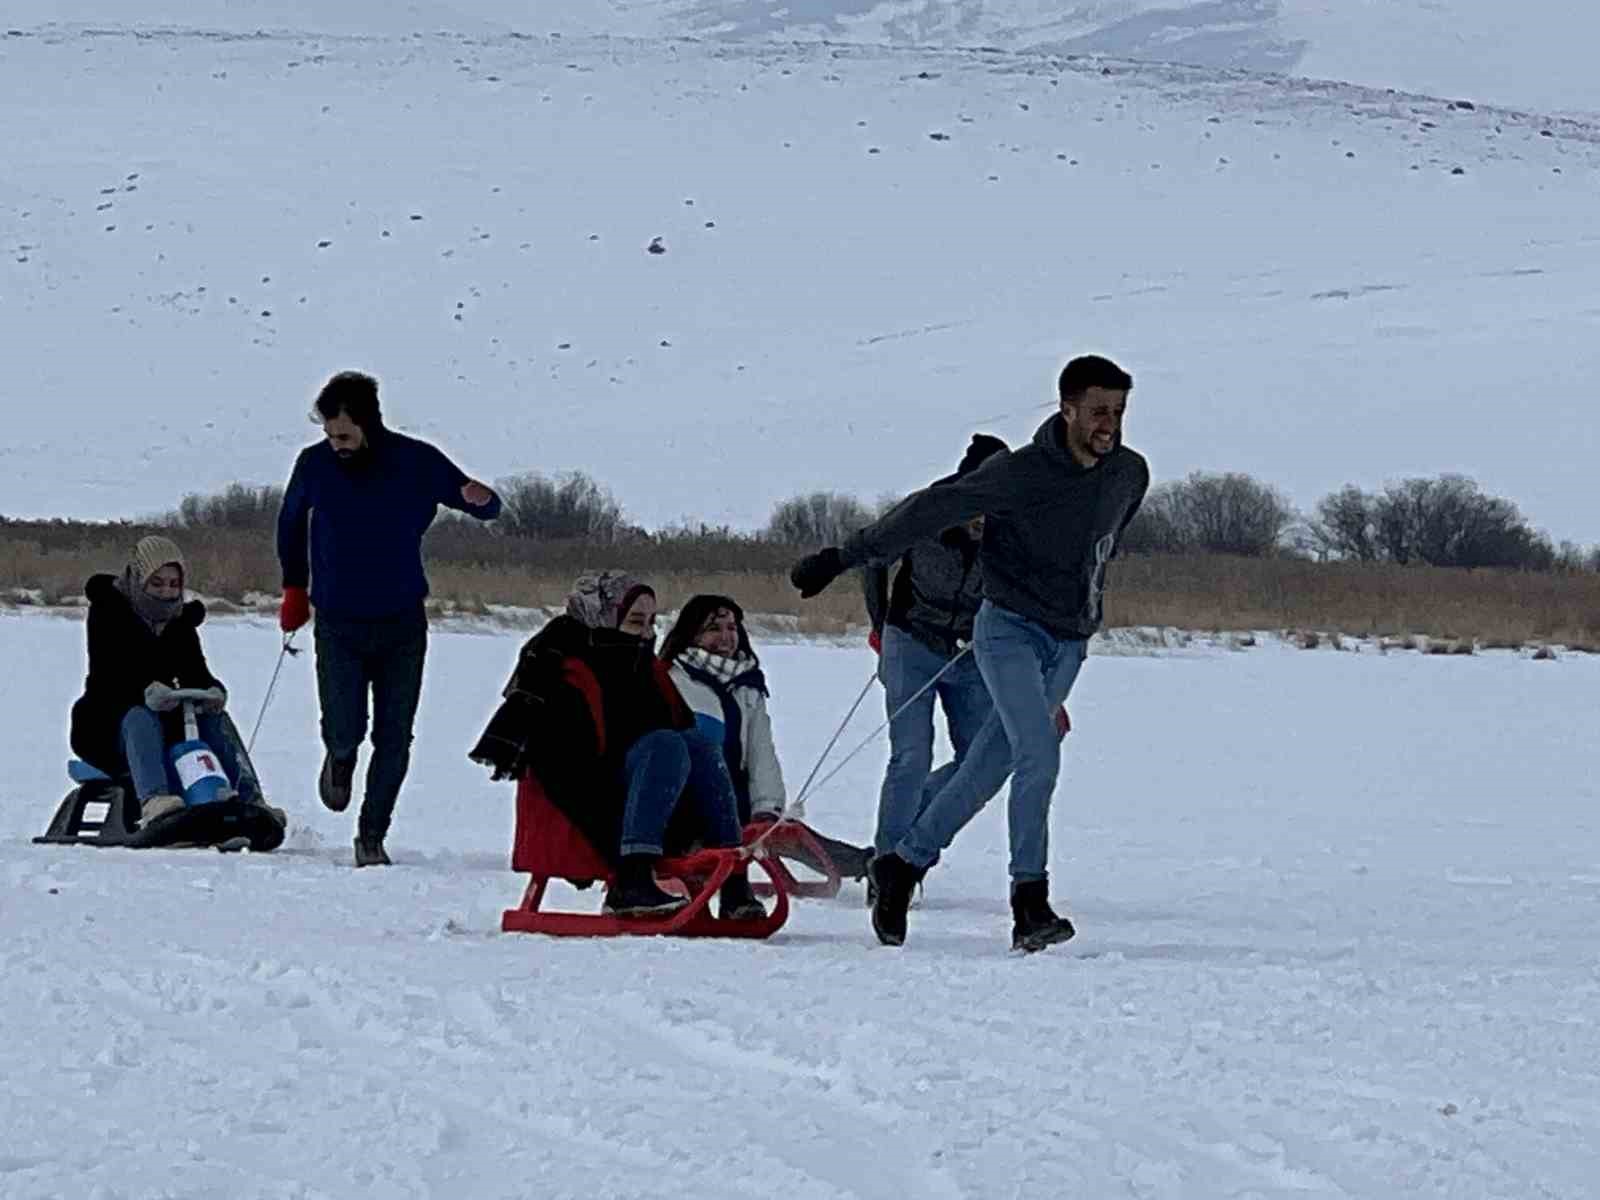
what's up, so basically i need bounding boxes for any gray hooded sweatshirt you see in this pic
[840,415,1149,640]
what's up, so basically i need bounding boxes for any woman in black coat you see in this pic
[69,535,259,824]
[471,570,763,920]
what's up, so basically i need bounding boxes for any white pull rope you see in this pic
[246,632,299,757]
[744,644,974,857]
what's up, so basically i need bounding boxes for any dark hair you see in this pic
[1057,355,1132,404]
[314,371,383,431]
[659,594,757,664]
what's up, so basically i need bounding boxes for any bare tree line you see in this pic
[129,468,1600,575]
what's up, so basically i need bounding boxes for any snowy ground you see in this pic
[4,20,1600,541]
[6,5,1600,1194]
[3,608,1598,1198]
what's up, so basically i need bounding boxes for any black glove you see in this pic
[790,547,845,599]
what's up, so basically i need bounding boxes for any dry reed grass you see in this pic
[5,524,1599,648]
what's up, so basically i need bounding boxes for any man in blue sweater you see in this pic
[276,371,502,866]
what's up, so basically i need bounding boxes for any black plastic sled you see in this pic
[35,716,286,853]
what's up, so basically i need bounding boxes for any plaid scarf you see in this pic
[676,646,757,688]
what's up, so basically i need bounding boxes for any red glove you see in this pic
[867,628,882,655]
[1054,705,1070,739]
[279,586,311,633]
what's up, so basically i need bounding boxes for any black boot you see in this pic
[718,872,766,921]
[1010,879,1075,953]
[869,853,925,947]
[353,834,391,868]
[812,833,873,882]
[319,750,356,813]
[604,855,689,918]
[865,863,923,909]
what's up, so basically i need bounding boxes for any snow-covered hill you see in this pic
[15,1,1600,114]
[4,25,1599,538]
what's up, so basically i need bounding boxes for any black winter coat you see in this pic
[69,574,222,773]
[469,615,692,862]
[861,524,983,659]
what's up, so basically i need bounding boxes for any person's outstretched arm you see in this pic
[792,454,1015,597]
[429,444,502,520]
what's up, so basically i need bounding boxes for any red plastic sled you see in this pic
[500,659,788,939]
[742,820,843,900]
[501,776,789,938]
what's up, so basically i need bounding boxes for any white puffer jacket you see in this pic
[669,649,786,820]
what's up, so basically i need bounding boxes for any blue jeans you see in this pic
[873,625,992,858]
[120,707,260,804]
[619,729,744,858]
[896,601,1087,884]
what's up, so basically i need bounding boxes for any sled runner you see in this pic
[35,697,285,853]
[501,773,790,938]
[742,819,844,900]
[500,660,789,939]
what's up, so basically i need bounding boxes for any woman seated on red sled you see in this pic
[659,594,871,882]
[470,570,765,921]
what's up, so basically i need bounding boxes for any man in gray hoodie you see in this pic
[792,355,1148,952]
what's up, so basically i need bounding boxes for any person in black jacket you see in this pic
[470,571,763,920]
[861,434,1005,874]
[69,535,261,825]
[792,355,1149,953]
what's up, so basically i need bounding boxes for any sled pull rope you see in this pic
[743,668,875,858]
[801,643,973,805]
[745,644,973,858]
[790,669,878,815]
[246,631,300,757]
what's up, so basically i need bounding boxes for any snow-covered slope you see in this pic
[4,26,1599,539]
[4,611,1599,1198]
[15,1,1600,114]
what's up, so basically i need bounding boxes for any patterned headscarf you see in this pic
[565,570,653,630]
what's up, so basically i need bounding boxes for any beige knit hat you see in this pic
[129,535,186,587]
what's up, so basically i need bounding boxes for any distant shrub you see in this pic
[169,483,285,532]
[495,471,626,542]
[1122,472,1295,557]
[764,491,876,547]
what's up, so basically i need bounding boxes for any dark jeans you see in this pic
[618,729,743,858]
[314,607,428,841]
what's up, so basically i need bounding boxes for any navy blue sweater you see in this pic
[277,429,501,619]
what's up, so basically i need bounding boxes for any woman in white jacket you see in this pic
[661,595,871,880]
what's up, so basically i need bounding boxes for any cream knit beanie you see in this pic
[130,534,186,587]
